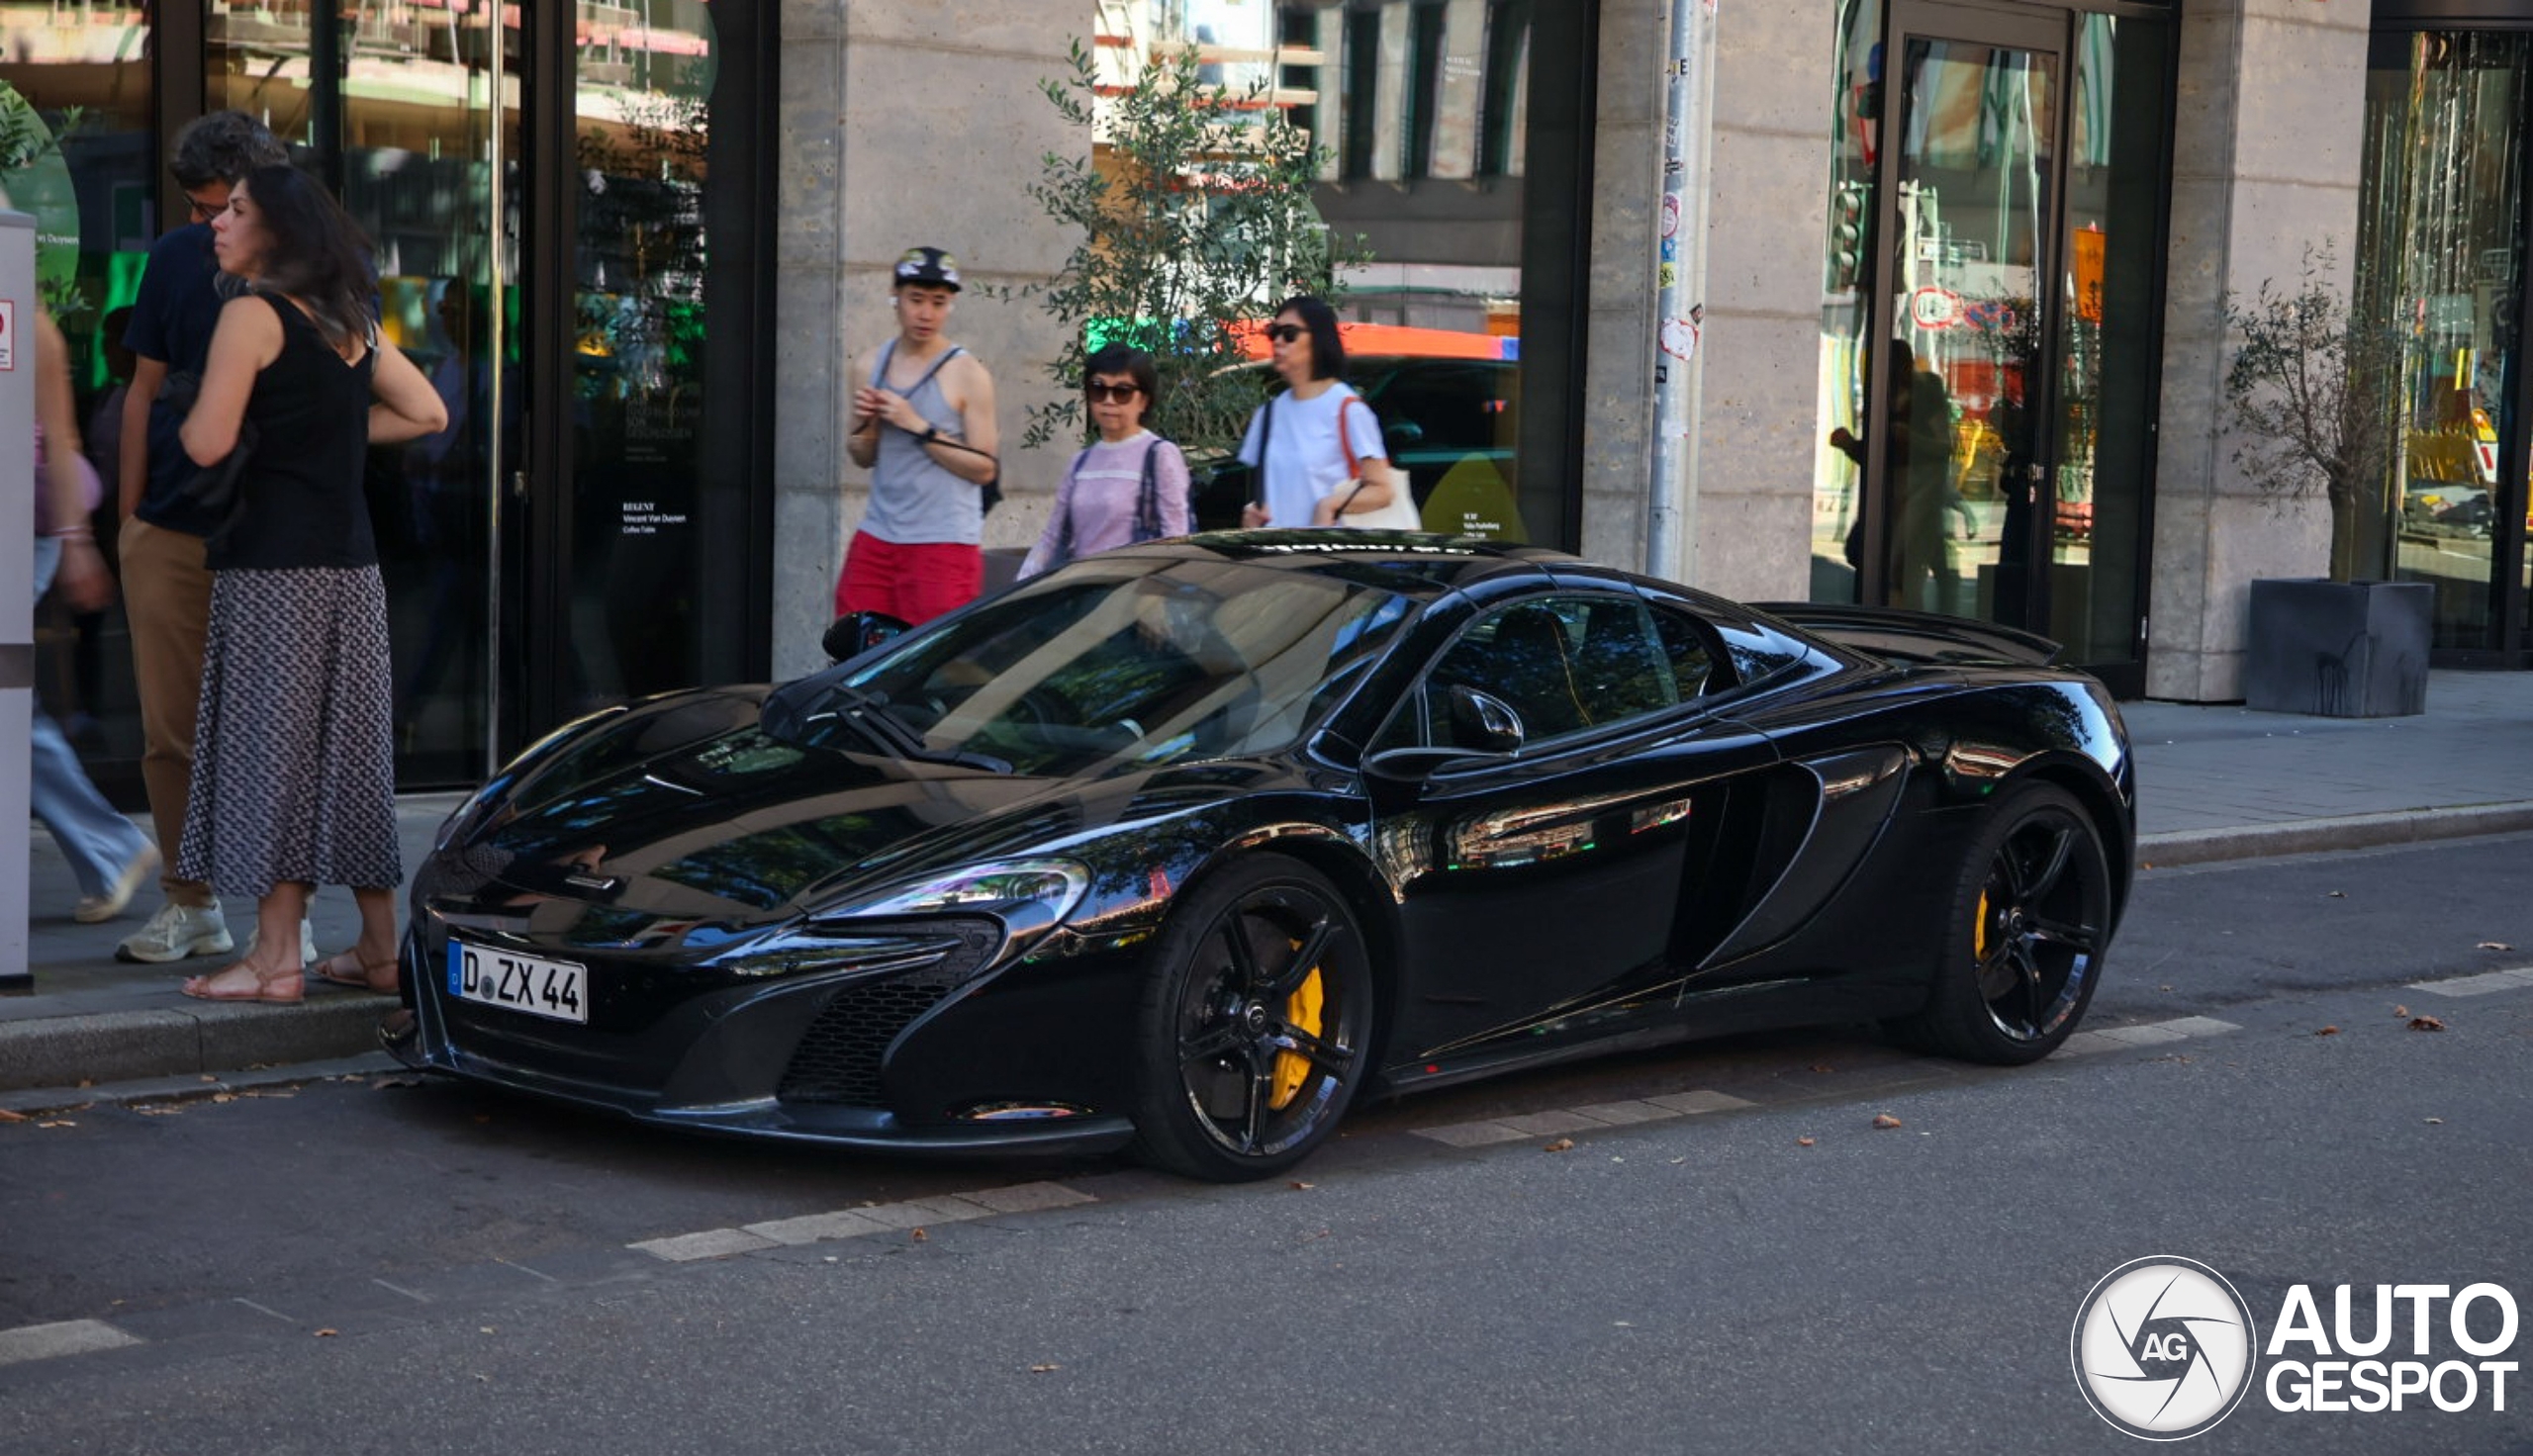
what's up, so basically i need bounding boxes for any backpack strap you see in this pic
[1253,395,1275,508]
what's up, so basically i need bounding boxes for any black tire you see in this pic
[1129,854,1374,1181]
[1890,781,2112,1064]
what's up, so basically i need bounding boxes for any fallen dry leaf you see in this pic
[370,1075,422,1090]
[2140,861,2155,869]
[1796,1137,1817,1147]
[1029,1363,1060,1374]
[137,1106,181,1117]
[316,1328,338,1337]
[0,1108,28,1123]
[2425,1118,2444,1125]
[2478,942,2513,952]
[910,1228,929,1241]
[38,1121,76,1129]
[2392,1005,2408,1019]
[2315,1026,2341,1037]
[76,1079,93,1089]
[1871,1114,1904,1130]
[1543,1138,1574,1152]
[210,1093,236,1104]
[198,1074,217,1084]
[1287,1180,1314,1191]
[2327,890,2346,898]
[2408,1016,2446,1033]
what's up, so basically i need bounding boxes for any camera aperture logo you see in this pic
[2072,1256,2257,1440]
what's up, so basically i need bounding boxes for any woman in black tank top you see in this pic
[171,164,449,1006]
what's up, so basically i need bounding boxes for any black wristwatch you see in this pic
[919,425,941,444]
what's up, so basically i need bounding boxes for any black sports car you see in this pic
[395,532,2133,1180]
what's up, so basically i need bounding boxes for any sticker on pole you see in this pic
[0,299,14,371]
[1910,287,1962,329]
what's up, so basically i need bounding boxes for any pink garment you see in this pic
[1018,430,1191,578]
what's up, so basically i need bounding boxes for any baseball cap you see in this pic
[893,245,962,292]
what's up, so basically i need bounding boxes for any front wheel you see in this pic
[1890,781,2113,1064]
[1129,854,1374,1181]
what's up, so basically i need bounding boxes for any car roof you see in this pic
[1106,530,1576,598]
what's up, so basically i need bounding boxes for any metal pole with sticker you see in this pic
[1646,0,1716,586]
[1,211,33,990]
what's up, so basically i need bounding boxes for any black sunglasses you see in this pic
[1085,382,1143,403]
[1266,323,1306,344]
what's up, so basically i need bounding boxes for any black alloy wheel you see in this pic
[1893,781,2111,1064]
[1130,854,1374,1181]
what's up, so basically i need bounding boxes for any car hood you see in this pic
[427,687,1287,933]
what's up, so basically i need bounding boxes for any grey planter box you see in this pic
[2243,578,2431,717]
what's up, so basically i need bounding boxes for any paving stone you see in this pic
[1410,1120,1531,1147]
[741,1209,894,1244]
[2410,970,2530,998]
[1493,1109,1605,1136]
[1568,1100,1682,1127]
[2091,1023,2191,1046]
[958,1181,1097,1215]
[629,1228,779,1262]
[2053,1031,2121,1056]
[2160,1016,2243,1037]
[1643,1089,1757,1114]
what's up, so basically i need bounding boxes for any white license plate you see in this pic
[447,940,589,1025]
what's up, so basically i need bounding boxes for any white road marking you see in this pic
[633,1181,1101,1261]
[0,1320,141,1367]
[2056,1014,2241,1056]
[1412,1087,1756,1147]
[2409,967,2533,998]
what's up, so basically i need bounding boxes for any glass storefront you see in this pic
[2358,25,2531,660]
[1811,0,2171,693]
[5,2,770,795]
[1272,0,1588,547]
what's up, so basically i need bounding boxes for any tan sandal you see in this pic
[181,964,304,1004]
[309,951,399,994]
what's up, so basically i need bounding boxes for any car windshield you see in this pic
[771,558,1413,777]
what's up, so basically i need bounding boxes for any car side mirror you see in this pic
[1448,684,1524,754]
[824,610,908,663]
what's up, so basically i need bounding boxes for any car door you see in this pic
[1365,591,1779,1061]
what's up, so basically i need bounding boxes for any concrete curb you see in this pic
[0,993,397,1094]
[2137,802,2533,868]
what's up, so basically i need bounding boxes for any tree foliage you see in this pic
[2221,246,2400,579]
[1006,39,1368,456]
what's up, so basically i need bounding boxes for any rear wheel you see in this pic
[1891,782,2111,1064]
[1130,854,1373,1181]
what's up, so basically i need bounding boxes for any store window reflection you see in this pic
[1277,0,1531,541]
[2,5,159,787]
[2358,31,2529,653]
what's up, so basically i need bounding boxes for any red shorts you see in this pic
[835,531,983,626]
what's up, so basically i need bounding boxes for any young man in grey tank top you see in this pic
[838,245,1000,624]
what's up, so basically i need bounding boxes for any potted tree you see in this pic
[2222,247,2428,716]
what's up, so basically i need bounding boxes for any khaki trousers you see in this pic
[117,517,217,908]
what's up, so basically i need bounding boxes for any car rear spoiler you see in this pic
[1751,603,2064,668]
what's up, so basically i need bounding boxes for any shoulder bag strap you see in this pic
[1055,445,1089,564]
[1134,438,1164,542]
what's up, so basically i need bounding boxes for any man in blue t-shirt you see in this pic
[111,111,292,966]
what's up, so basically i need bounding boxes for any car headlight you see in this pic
[813,859,1090,938]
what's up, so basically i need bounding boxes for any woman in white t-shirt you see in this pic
[1236,295,1416,530]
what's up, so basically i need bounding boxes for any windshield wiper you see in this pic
[813,686,1011,774]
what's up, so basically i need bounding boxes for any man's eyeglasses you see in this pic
[1266,323,1306,344]
[1084,383,1142,404]
[187,196,225,222]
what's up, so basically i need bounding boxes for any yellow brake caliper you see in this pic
[1974,888,1991,962]
[1269,940,1325,1111]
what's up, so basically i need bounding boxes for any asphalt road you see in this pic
[2,835,2529,1455]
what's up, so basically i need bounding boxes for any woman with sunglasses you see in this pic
[1235,295,1413,531]
[1017,344,1190,578]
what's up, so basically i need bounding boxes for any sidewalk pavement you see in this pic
[9,669,2533,1101]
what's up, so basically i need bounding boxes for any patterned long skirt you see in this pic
[173,565,404,899]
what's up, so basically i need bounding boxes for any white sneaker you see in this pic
[116,900,236,963]
[240,920,319,970]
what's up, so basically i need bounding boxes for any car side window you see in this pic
[1647,604,1722,700]
[1425,595,1682,749]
